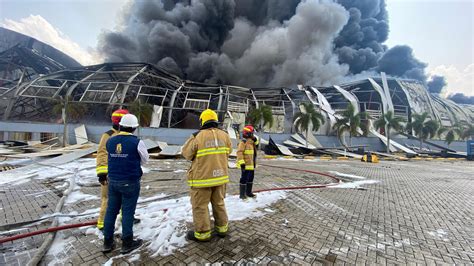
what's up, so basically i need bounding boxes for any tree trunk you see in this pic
[62,100,68,147]
[306,129,308,148]
[349,132,352,148]
[387,128,391,154]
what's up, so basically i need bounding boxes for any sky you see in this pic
[0,0,472,96]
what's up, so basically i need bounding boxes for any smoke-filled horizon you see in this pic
[99,0,429,88]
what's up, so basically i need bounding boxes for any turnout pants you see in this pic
[97,184,108,229]
[190,184,229,240]
[240,170,255,185]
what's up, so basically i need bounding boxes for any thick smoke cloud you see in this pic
[334,0,388,74]
[427,75,447,94]
[448,93,474,105]
[377,45,427,81]
[99,0,350,87]
[99,0,433,87]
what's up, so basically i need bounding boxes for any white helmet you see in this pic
[119,114,139,128]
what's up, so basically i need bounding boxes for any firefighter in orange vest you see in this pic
[96,109,140,229]
[182,109,232,241]
[236,125,259,200]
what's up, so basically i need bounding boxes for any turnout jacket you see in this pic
[96,128,119,176]
[182,127,232,188]
[236,137,259,170]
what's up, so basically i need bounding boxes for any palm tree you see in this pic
[128,100,153,127]
[294,102,325,147]
[332,103,369,148]
[438,124,463,148]
[247,104,273,132]
[52,97,87,122]
[52,97,87,146]
[374,111,405,153]
[460,123,474,140]
[406,112,439,149]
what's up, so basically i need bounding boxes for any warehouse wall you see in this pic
[0,121,467,152]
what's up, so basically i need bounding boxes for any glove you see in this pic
[240,164,246,171]
[252,136,257,142]
[98,173,108,185]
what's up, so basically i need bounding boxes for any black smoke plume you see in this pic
[99,0,432,87]
[377,45,427,82]
[427,75,447,94]
[99,0,350,87]
[448,93,474,105]
[335,0,388,74]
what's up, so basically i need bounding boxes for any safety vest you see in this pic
[106,133,142,182]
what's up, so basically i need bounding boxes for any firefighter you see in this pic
[236,125,259,200]
[96,109,129,230]
[102,114,149,254]
[182,109,232,242]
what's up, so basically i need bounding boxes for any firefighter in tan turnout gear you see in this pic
[182,109,232,242]
[236,125,259,200]
[96,109,128,229]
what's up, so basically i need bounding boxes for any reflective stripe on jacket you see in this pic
[237,138,258,170]
[182,128,232,188]
[96,128,118,175]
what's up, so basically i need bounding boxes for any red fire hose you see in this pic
[1,164,340,244]
[0,221,96,244]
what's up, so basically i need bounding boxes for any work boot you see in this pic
[102,238,115,253]
[239,184,247,200]
[121,236,143,254]
[186,230,211,242]
[213,228,228,238]
[133,217,141,224]
[246,182,257,198]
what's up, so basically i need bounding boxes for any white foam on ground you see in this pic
[46,235,76,264]
[65,191,99,204]
[428,229,449,241]
[328,171,366,179]
[8,158,288,264]
[103,190,286,264]
[330,180,379,189]
[173,169,186,173]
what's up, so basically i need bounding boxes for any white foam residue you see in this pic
[173,169,186,173]
[428,229,449,241]
[142,166,151,174]
[0,172,37,185]
[138,193,167,203]
[131,190,286,257]
[8,178,32,186]
[226,191,286,221]
[129,254,140,262]
[0,158,95,185]
[47,235,76,264]
[328,171,366,179]
[330,180,379,189]
[65,191,99,204]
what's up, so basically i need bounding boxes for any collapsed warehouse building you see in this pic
[3,59,473,130]
[1,31,473,154]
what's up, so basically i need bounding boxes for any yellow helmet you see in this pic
[199,109,218,126]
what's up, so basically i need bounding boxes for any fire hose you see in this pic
[1,163,342,245]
